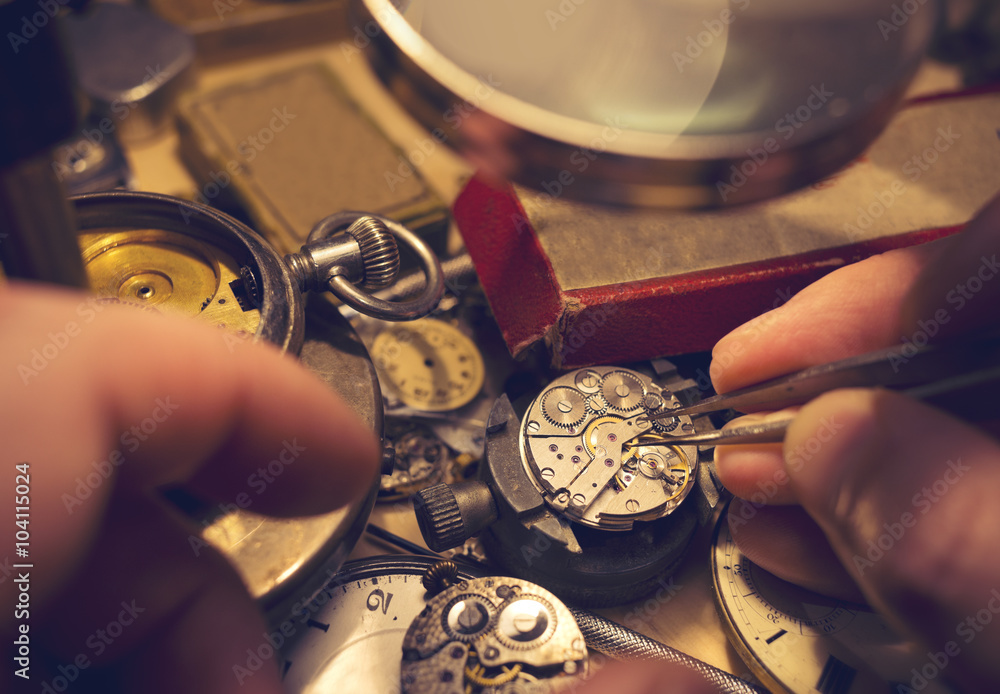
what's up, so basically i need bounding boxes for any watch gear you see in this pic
[441,594,497,643]
[412,364,716,607]
[492,594,558,651]
[539,386,587,429]
[641,392,663,411]
[584,392,609,416]
[573,369,602,394]
[652,413,680,433]
[600,370,644,412]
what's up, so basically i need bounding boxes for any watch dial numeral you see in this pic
[367,588,394,615]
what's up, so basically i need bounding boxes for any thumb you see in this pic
[784,389,1000,691]
[899,191,1000,341]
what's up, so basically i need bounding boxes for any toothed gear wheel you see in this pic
[653,415,680,433]
[585,393,608,416]
[641,393,664,411]
[600,371,644,412]
[492,594,557,651]
[540,387,587,428]
[440,594,496,643]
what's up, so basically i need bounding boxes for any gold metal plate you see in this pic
[79,227,261,336]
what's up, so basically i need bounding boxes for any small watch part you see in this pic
[51,116,134,195]
[379,420,451,500]
[401,567,587,693]
[540,386,588,429]
[520,366,698,530]
[79,227,261,337]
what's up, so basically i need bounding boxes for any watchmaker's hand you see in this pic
[0,283,380,694]
[711,193,1000,691]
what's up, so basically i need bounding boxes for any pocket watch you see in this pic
[72,190,444,619]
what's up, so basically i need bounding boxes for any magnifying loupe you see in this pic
[353,0,940,207]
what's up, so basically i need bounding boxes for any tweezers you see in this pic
[643,332,1000,447]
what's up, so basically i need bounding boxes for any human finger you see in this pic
[715,411,798,505]
[37,493,284,694]
[709,241,946,395]
[900,191,1000,342]
[784,389,1000,691]
[1,283,380,605]
[726,502,864,602]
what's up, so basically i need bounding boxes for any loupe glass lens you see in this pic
[363,0,940,205]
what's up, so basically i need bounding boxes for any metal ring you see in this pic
[308,211,445,321]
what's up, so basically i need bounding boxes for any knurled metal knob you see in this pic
[415,484,465,552]
[285,214,400,292]
[415,481,498,553]
[344,216,399,288]
[285,210,444,321]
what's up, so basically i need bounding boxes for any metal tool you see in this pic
[646,333,1000,446]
